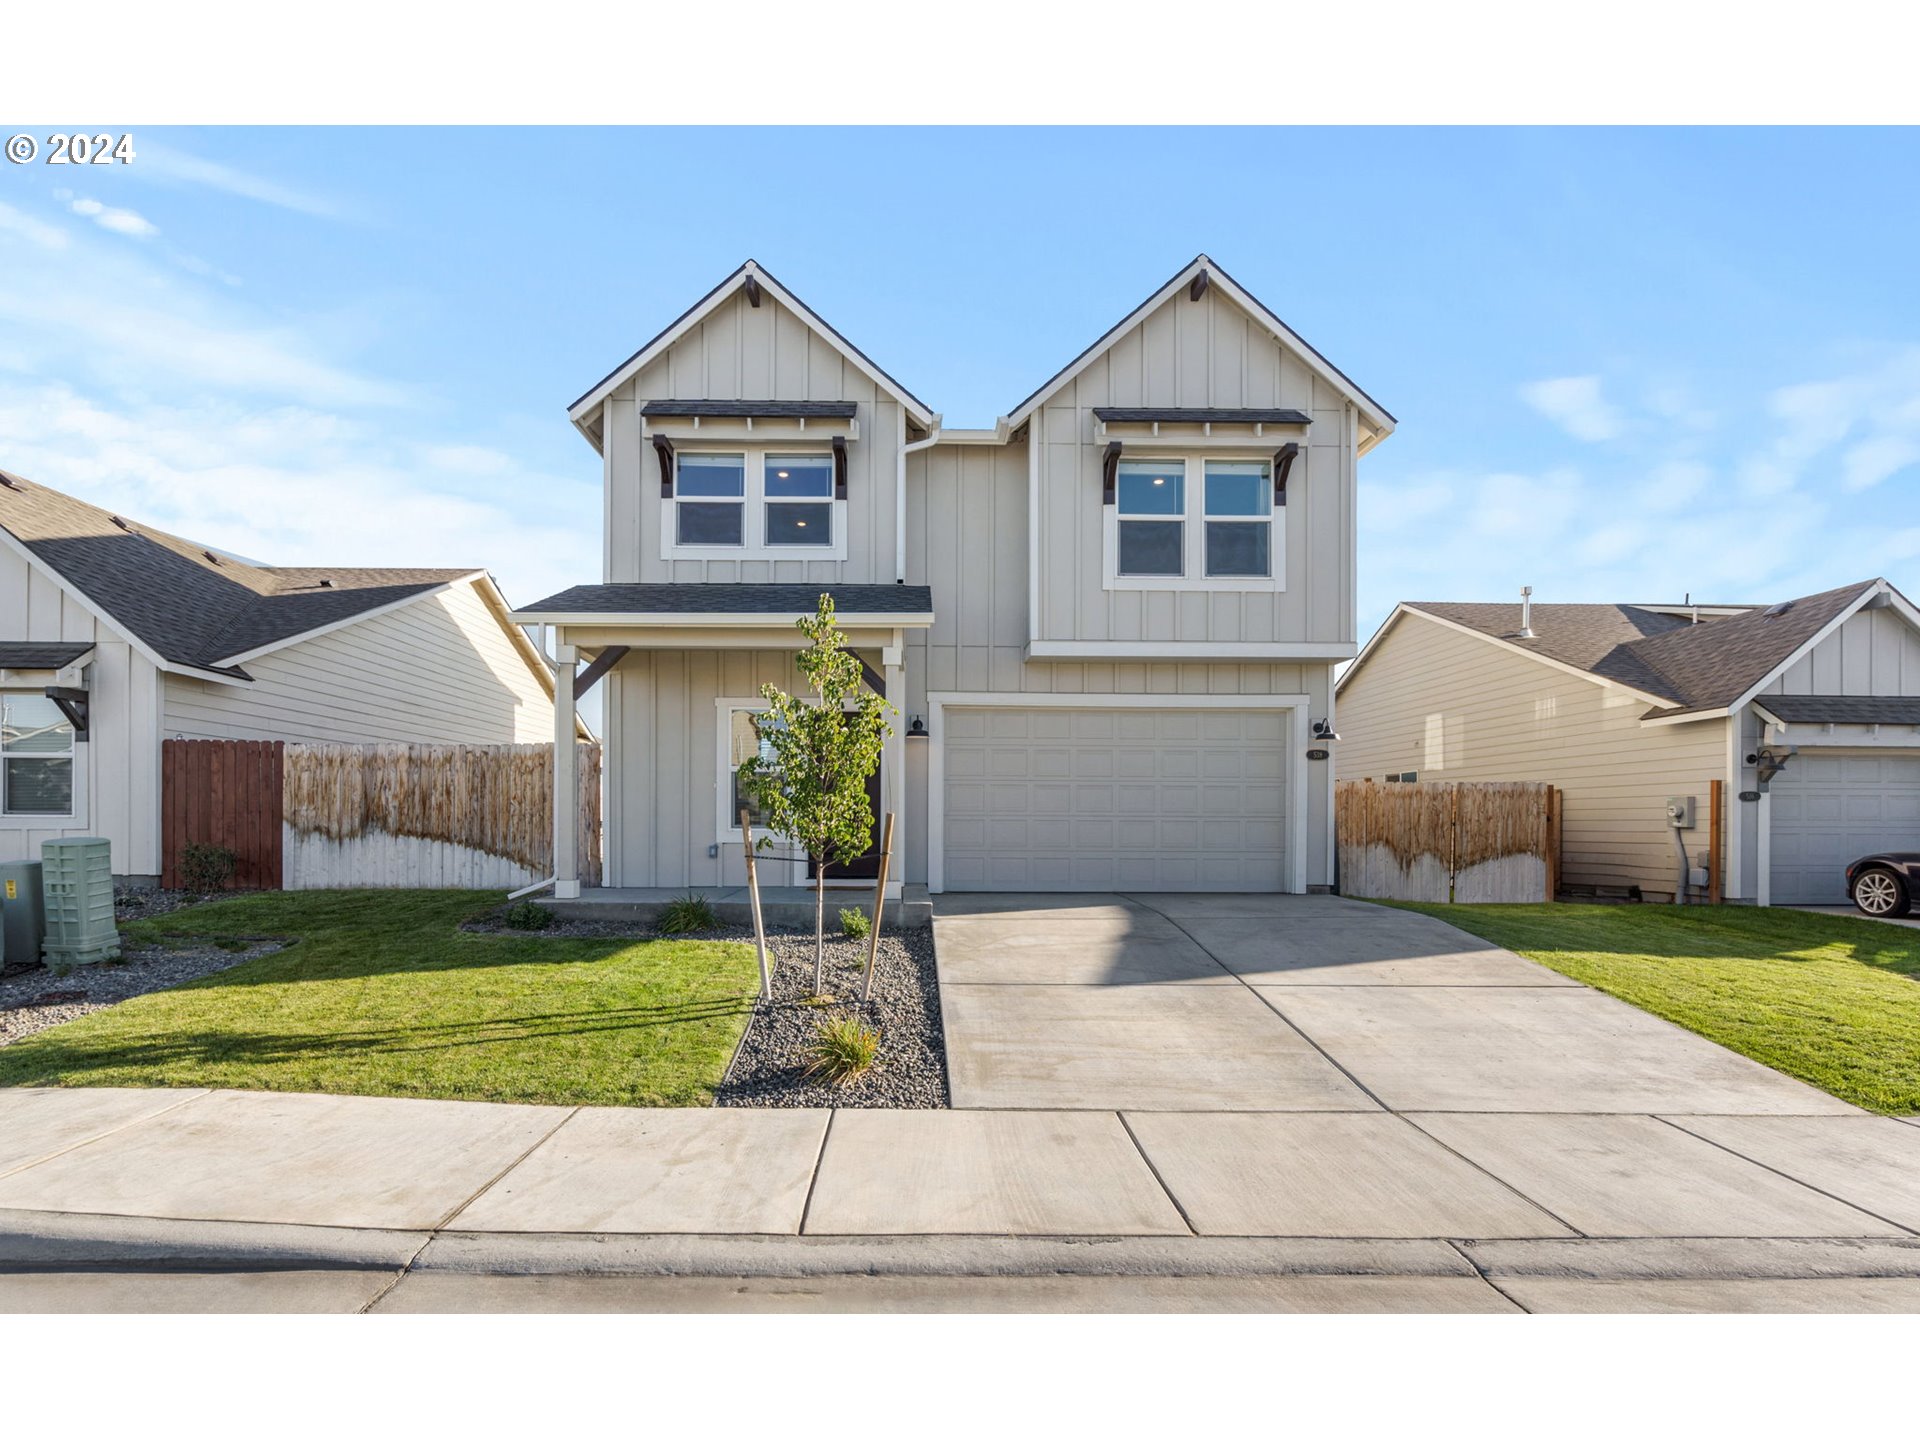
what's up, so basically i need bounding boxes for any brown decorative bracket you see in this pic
[1102,440,1123,505]
[857,656,886,698]
[1273,442,1300,506]
[1189,269,1210,301]
[743,274,762,307]
[573,646,630,700]
[832,435,849,500]
[44,685,89,740]
[652,434,676,497]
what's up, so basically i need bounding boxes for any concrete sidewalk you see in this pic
[4,1085,1920,1311]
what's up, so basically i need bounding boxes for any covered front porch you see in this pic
[512,583,935,902]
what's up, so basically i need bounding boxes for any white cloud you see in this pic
[1842,435,1920,493]
[67,196,158,238]
[0,200,70,250]
[1520,375,1623,442]
[134,142,347,220]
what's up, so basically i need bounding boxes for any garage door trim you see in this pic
[926,691,1311,895]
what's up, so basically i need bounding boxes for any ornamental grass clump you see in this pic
[502,900,552,931]
[657,891,719,935]
[736,594,894,996]
[802,1014,881,1086]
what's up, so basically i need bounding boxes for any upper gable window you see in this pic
[664,445,846,561]
[1104,455,1282,591]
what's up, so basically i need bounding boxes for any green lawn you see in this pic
[1386,901,1920,1115]
[0,890,758,1107]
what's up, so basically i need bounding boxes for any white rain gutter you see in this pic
[897,413,943,582]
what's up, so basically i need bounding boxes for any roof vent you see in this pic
[109,515,134,532]
[1519,585,1536,639]
[1762,600,1794,619]
[202,550,223,567]
[0,473,21,491]
[317,578,335,589]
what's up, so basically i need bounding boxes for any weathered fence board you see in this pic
[1336,779,1559,903]
[162,740,600,890]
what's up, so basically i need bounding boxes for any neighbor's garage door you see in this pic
[1769,750,1920,904]
[940,707,1291,891]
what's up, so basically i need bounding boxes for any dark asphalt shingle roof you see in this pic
[1406,579,1888,717]
[516,583,934,617]
[1092,407,1313,425]
[1754,695,1920,726]
[639,400,858,419]
[0,469,477,678]
[0,643,94,670]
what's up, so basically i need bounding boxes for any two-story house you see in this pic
[517,257,1394,900]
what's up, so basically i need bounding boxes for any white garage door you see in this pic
[1769,750,1920,904]
[939,707,1292,892]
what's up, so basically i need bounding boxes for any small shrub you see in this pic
[802,1014,881,1086]
[180,842,237,894]
[657,891,718,934]
[839,906,871,939]
[502,900,553,931]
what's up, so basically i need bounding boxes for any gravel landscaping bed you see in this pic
[0,936,286,1048]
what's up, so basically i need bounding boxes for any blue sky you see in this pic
[3,126,1918,644]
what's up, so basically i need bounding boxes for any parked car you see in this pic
[1847,853,1919,917]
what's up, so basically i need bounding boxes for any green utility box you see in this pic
[40,838,119,967]
[0,860,47,968]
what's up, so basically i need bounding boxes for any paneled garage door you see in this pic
[1769,750,1920,904]
[939,706,1292,892]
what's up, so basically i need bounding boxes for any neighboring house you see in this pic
[1336,579,1920,905]
[1,469,579,883]
[518,255,1392,897]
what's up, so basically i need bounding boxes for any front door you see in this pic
[810,768,884,880]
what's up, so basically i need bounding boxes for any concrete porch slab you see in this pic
[542,884,933,931]
[1409,1114,1904,1237]
[0,1090,570,1230]
[1124,1112,1570,1238]
[450,1108,828,1235]
[1661,1115,1920,1232]
[802,1110,1189,1235]
[1267,986,1861,1114]
[1173,914,1577,987]
[933,907,1233,986]
[941,983,1378,1111]
[0,1087,208,1179]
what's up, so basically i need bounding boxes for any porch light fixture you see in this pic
[907,715,928,739]
[1311,719,1340,742]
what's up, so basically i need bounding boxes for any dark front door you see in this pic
[810,768,883,880]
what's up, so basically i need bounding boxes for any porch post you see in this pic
[553,640,580,899]
[883,642,906,901]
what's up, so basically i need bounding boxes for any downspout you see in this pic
[897,414,943,582]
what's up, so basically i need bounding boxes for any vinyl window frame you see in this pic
[661,444,848,562]
[1,688,80,822]
[1101,452,1286,593]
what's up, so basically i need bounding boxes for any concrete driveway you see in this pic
[932,892,1858,1115]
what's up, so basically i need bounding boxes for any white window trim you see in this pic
[0,688,84,825]
[714,698,802,853]
[662,445,848,563]
[1102,453,1286,593]
[924,692,1311,896]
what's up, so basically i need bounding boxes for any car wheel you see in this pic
[1851,867,1911,918]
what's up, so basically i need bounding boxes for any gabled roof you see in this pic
[0,469,482,679]
[1002,254,1396,442]
[1348,578,1908,721]
[567,260,937,445]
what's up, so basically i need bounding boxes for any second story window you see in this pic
[665,444,844,560]
[1105,453,1281,591]
[675,453,747,546]
[763,454,834,546]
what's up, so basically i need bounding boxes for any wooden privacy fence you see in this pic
[1337,780,1560,903]
[162,740,601,891]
